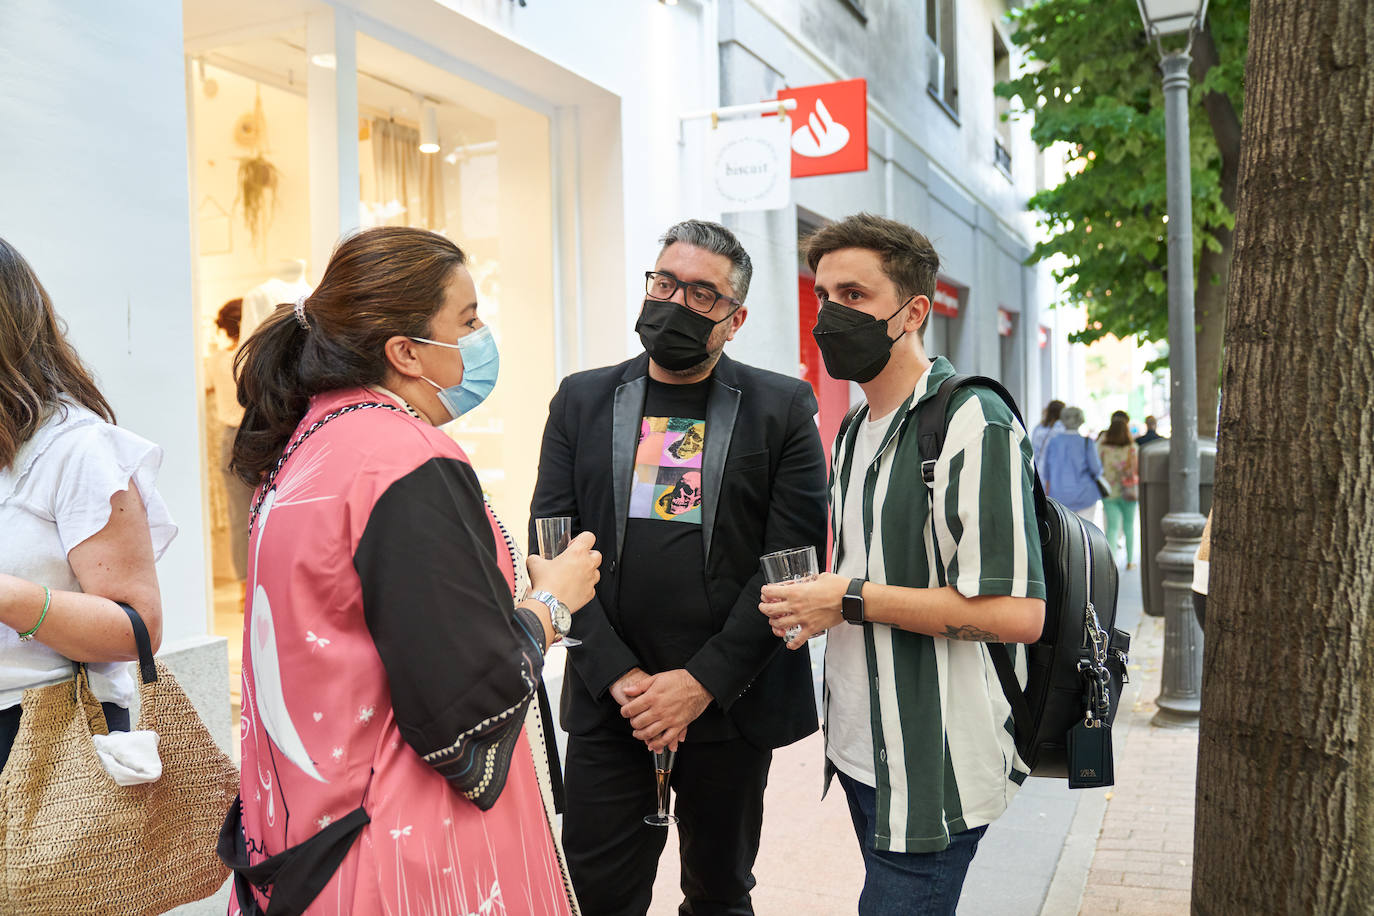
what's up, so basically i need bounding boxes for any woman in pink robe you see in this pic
[219,227,600,915]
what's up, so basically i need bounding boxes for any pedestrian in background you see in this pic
[1136,414,1162,446]
[1032,398,1065,467]
[1097,410,1140,570]
[0,236,174,771]
[1040,406,1103,522]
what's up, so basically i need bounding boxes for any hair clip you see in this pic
[293,294,310,329]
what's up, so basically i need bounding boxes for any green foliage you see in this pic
[997,0,1248,349]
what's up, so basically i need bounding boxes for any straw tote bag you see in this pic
[0,604,239,915]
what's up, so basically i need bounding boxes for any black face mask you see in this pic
[635,299,733,371]
[810,298,911,383]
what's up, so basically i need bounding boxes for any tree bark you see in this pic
[1194,0,1374,911]
[1193,229,1231,438]
[1191,23,1241,439]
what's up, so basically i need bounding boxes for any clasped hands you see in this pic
[611,667,711,753]
[758,571,849,649]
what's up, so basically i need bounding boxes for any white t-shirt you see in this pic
[824,408,890,786]
[0,402,177,709]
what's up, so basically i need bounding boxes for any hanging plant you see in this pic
[233,87,279,256]
[235,154,279,254]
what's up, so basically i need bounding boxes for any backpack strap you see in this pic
[987,643,1034,758]
[912,373,1041,755]
[913,374,1048,513]
[836,399,868,444]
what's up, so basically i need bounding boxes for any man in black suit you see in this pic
[1136,414,1163,446]
[530,220,826,916]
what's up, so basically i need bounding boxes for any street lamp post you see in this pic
[1137,0,1210,728]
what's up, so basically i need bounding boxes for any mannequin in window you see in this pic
[205,299,253,584]
[238,259,310,346]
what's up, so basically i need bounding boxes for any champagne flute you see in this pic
[643,747,679,827]
[535,516,582,648]
[760,546,820,642]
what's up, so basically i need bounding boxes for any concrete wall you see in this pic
[717,0,1048,409]
[1,1,213,648]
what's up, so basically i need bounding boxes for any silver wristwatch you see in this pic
[528,590,572,640]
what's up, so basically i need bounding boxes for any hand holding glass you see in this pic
[534,517,581,647]
[760,546,819,642]
[644,747,679,827]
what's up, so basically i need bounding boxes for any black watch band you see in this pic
[841,577,866,625]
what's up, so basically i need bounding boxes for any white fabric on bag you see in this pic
[91,729,163,786]
[1192,558,1209,596]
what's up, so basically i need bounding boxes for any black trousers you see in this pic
[563,727,772,916]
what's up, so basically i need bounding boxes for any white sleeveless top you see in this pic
[0,402,177,709]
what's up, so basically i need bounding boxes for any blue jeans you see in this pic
[836,770,987,916]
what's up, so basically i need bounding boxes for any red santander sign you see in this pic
[933,280,961,318]
[776,79,868,178]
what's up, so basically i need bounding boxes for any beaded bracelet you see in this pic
[18,586,51,642]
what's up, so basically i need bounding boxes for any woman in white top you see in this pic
[0,236,176,770]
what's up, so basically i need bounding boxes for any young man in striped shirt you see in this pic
[759,214,1046,915]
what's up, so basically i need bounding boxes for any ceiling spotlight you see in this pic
[310,53,337,69]
[419,104,440,154]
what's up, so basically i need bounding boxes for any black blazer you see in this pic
[529,352,826,751]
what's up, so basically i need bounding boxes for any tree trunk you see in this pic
[1194,0,1374,911]
[1193,230,1230,439]
[1191,23,1241,440]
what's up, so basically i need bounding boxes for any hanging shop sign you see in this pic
[705,113,793,212]
[998,308,1015,337]
[933,279,961,318]
[1039,325,1050,349]
[776,78,868,177]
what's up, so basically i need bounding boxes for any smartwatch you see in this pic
[528,590,572,640]
[841,577,866,625]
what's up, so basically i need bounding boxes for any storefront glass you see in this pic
[353,32,555,546]
[188,26,556,718]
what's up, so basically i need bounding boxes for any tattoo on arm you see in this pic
[942,624,1001,642]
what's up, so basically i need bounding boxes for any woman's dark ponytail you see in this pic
[228,226,467,486]
[229,306,310,486]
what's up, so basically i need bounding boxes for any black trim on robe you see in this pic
[353,457,543,811]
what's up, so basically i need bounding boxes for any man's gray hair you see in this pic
[659,220,753,304]
[1060,406,1085,430]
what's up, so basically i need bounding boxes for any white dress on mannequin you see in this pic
[239,259,310,344]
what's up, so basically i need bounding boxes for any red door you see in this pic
[797,273,851,465]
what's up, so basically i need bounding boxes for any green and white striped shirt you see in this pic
[825,356,1046,853]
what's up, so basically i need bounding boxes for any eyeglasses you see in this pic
[645,271,739,313]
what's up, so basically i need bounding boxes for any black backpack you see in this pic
[909,374,1130,787]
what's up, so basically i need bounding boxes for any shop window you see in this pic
[926,0,959,118]
[354,33,554,544]
[187,25,556,720]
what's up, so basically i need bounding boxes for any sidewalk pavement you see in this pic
[636,565,1201,916]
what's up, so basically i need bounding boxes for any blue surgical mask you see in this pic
[411,324,500,420]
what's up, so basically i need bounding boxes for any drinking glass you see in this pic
[760,546,819,642]
[534,516,581,648]
[643,747,679,827]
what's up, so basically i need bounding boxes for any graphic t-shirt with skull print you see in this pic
[616,377,736,739]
